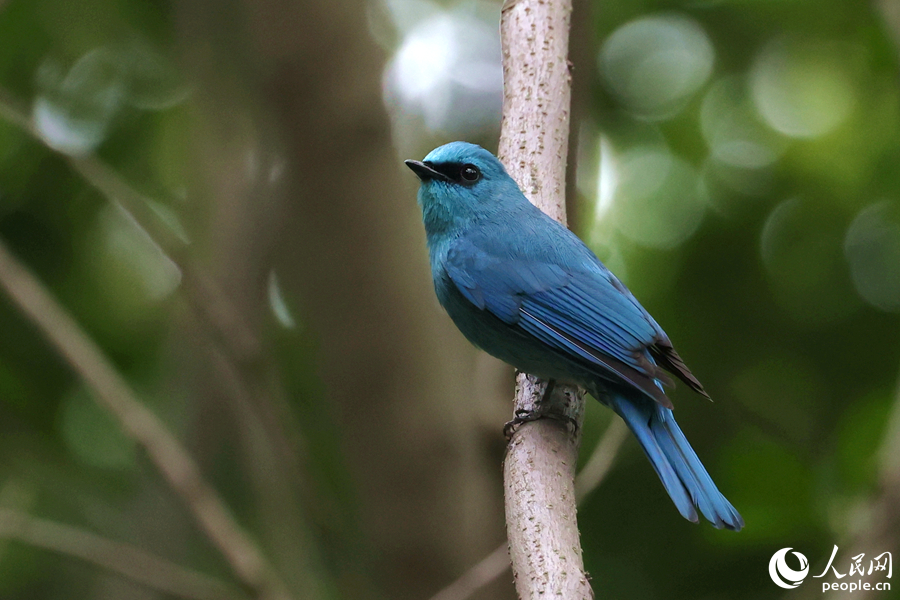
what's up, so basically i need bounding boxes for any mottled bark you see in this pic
[498,0,592,597]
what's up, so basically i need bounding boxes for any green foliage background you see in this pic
[0,0,898,599]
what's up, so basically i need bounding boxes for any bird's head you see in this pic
[405,142,522,237]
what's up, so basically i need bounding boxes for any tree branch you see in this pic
[498,0,591,598]
[0,239,291,600]
[427,418,628,600]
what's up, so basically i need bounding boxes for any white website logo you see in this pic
[769,548,810,589]
[769,546,892,593]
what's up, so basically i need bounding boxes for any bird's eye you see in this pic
[460,164,481,182]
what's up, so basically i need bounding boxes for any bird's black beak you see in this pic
[405,160,450,182]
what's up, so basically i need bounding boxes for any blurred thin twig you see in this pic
[0,87,315,495]
[575,418,629,502]
[0,508,240,600]
[0,87,183,253]
[0,86,260,360]
[426,418,629,600]
[0,239,292,600]
[0,89,311,501]
[427,544,510,600]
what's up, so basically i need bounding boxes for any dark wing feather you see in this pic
[649,341,710,399]
[518,306,674,408]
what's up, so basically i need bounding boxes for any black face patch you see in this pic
[424,161,482,185]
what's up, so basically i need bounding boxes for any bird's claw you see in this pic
[503,409,536,439]
[503,409,579,440]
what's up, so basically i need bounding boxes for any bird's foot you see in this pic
[503,408,580,440]
[503,409,541,439]
[504,378,580,439]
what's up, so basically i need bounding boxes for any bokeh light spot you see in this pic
[384,5,501,134]
[268,270,298,329]
[599,14,714,120]
[761,198,860,325]
[701,75,787,169]
[844,201,900,312]
[751,38,856,139]
[611,146,707,249]
[33,44,187,156]
[33,49,125,155]
[594,134,618,223]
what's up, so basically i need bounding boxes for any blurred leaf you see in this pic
[33,50,126,155]
[58,385,136,471]
[721,431,816,541]
[836,390,893,493]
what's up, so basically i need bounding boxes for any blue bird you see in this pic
[405,141,743,530]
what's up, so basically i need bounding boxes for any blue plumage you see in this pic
[405,142,743,531]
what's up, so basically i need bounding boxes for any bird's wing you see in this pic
[446,231,707,406]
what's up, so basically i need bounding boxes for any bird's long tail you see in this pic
[608,392,744,531]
